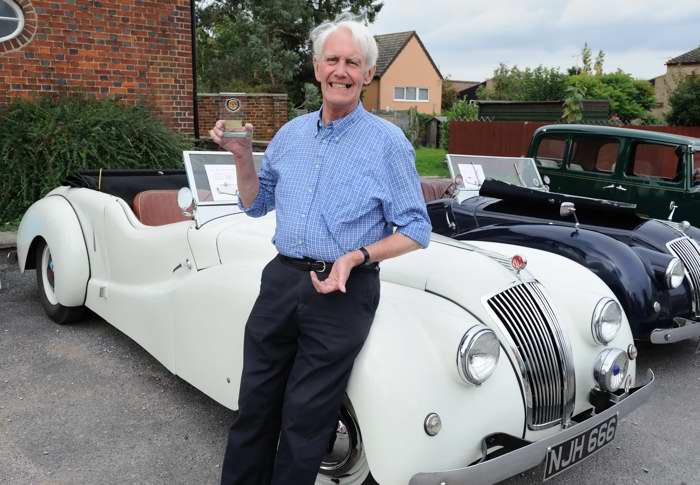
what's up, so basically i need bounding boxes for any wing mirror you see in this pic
[177,187,194,217]
[560,201,580,229]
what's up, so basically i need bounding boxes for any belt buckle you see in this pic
[314,261,327,273]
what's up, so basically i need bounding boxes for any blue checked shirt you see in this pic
[239,103,431,261]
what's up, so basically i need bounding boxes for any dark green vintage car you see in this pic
[529,124,700,224]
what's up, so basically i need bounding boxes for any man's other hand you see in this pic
[309,251,364,294]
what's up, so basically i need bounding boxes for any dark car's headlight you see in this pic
[665,258,685,289]
[594,348,630,392]
[457,326,500,385]
[591,298,622,345]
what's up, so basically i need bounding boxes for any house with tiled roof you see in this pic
[363,31,443,114]
[651,45,700,118]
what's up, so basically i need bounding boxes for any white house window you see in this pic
[0,0,23,43]
[394,86,429,102]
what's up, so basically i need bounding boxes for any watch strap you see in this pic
[358,246,370,265]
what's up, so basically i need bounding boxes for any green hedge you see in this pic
[0,96,192,223]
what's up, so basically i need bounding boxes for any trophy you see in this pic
[220,97,249,138]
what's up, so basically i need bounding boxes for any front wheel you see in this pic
[316,401,378,485]
[35,239,85,324]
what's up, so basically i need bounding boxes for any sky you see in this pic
[368,0,700,82]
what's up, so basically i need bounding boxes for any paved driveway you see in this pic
[1,253,699,485]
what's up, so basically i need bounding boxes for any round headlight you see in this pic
[665,258,685,289]
[594,348,630,392]
[457,326,500,385]
[591,298,622,345]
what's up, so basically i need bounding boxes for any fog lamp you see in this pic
[594,348,630,392]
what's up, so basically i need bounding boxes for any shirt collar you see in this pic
[315,102,366,138]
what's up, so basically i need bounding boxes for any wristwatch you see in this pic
[358,246,370,265]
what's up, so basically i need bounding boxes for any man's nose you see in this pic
[334,60,349,76]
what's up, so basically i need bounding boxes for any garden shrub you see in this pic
[0,96,191,223]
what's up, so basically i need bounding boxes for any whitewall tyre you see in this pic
[35,239,85,324]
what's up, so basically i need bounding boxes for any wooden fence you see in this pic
[448,121,700,157]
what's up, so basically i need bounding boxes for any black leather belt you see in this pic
[279,254,379,273]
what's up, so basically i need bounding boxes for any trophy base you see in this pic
[222,131,249,138]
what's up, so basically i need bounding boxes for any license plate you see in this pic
[543,414,618,481]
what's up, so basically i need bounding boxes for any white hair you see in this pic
[310,13,378,70]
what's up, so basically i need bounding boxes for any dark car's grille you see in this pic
[488,282,575,429]
[667,237,700,316]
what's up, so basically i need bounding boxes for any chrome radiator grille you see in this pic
[667,237,700,316]
[488,282,574,429]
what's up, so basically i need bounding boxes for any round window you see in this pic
[0,0,23,43]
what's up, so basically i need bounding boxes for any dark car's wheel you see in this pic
[35,239,85,324]
[316,401,379,485]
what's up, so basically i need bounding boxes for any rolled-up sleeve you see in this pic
[238,136,279,217]
[381,135,432,248]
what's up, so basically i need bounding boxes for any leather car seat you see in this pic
[132,190,192,226]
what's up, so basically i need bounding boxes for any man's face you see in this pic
[313,28,375,117]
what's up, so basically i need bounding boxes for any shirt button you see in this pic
[301,213,306,218]
[297,240,302,245]
[315,164,320,168]
[307,188,312,193]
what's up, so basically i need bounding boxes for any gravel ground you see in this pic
[1,251,699,485]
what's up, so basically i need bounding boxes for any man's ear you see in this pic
[364,66,376,85]
[313,57,322,83]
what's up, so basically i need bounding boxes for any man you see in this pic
[210,14,431,485]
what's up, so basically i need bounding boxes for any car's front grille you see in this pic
[667,237,700,316]
[488,282,575,429]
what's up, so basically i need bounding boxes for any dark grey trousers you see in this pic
[220,255,380,485]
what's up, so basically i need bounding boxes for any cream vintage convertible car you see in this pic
[17,151,654,485]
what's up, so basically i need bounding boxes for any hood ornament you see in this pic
[511,255,527,274]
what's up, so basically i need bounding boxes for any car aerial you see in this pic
[529,124,700,225]
[16,151,654,485]
[423,153,700,346]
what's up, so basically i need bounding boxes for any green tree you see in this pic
[476,64,567,101]
[562,86,585,122]
[196,0,383,105]
[667,74,700,126]
[440,99,479,150]
[441,78,458,111]
[581,42,593,75]
[594,50,605,76]
[566,71,655,122]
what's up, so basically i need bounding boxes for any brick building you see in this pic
[0,0,289,141]
[0,0,197,134]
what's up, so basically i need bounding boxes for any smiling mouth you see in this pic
[330,82,352,89]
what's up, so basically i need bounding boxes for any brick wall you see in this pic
[0,0,194,135]
[198,93,288,142]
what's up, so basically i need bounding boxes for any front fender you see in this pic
[346,282,524,485]
[17,194,90,306]
[456,224,657,332]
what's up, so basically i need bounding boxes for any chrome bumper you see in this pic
[650,317,700,344]
[409,369,655,485]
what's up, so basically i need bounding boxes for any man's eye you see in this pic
[326,57,338,64]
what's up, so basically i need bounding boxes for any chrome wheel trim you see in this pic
[315,405,370,485]
[41,244,58,306]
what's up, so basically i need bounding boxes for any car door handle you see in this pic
[615,185,627,192]
[602,184,615,189]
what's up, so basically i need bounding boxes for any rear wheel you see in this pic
[316,402,378,485]
[35,239,85,324]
